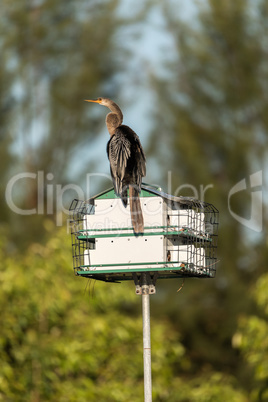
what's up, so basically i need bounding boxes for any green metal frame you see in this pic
[93,186,159,200]
[81,261,187,268]
[75,265,213,282]
[77,226,212,242]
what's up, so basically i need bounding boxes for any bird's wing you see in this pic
[133,135,146,178]
[107,131,131,194]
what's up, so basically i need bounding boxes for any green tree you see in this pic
[0,62,14,225]
[0,223,182,401]
[2,0,122,180]
[149,0,268,390]
[234,272,268,401]
[0,223,248,401]
[1,0,125,245]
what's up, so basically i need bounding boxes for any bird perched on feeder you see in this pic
[85,97,146,234]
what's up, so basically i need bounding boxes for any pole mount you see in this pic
[132,273,158,295]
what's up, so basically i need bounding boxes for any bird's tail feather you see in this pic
[129,185,144,234]
[121,186,128,207]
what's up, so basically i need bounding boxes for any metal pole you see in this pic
[141,275,152,402]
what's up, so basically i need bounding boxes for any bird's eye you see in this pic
[98,97,102,102]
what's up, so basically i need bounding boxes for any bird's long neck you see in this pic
[105,101,123,137]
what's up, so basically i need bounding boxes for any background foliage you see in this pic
[0,225,249,401]
[1,0,267,400]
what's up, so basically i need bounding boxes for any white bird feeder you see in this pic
[69,183,219,402]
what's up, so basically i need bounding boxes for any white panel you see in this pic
[167,244,194,265]
[167,244,206,267]
[83,196,164,235]
[168,209,205,233]
[141,197,163,227]
[89,235,164,269]
[84,250,90,266]
[169,210,190,228]
[194,247,206,267]
[84,198,130,232]
[195,212,205,233]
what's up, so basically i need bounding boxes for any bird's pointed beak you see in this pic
[84,99,101,104]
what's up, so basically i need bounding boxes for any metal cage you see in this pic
[69,185,219,282]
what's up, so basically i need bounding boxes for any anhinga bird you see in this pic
[85,97,146,233]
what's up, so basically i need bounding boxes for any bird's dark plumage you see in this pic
[107,125,146,205]
[85,97,146,233]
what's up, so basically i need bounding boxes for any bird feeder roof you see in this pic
[88,183,212,210]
